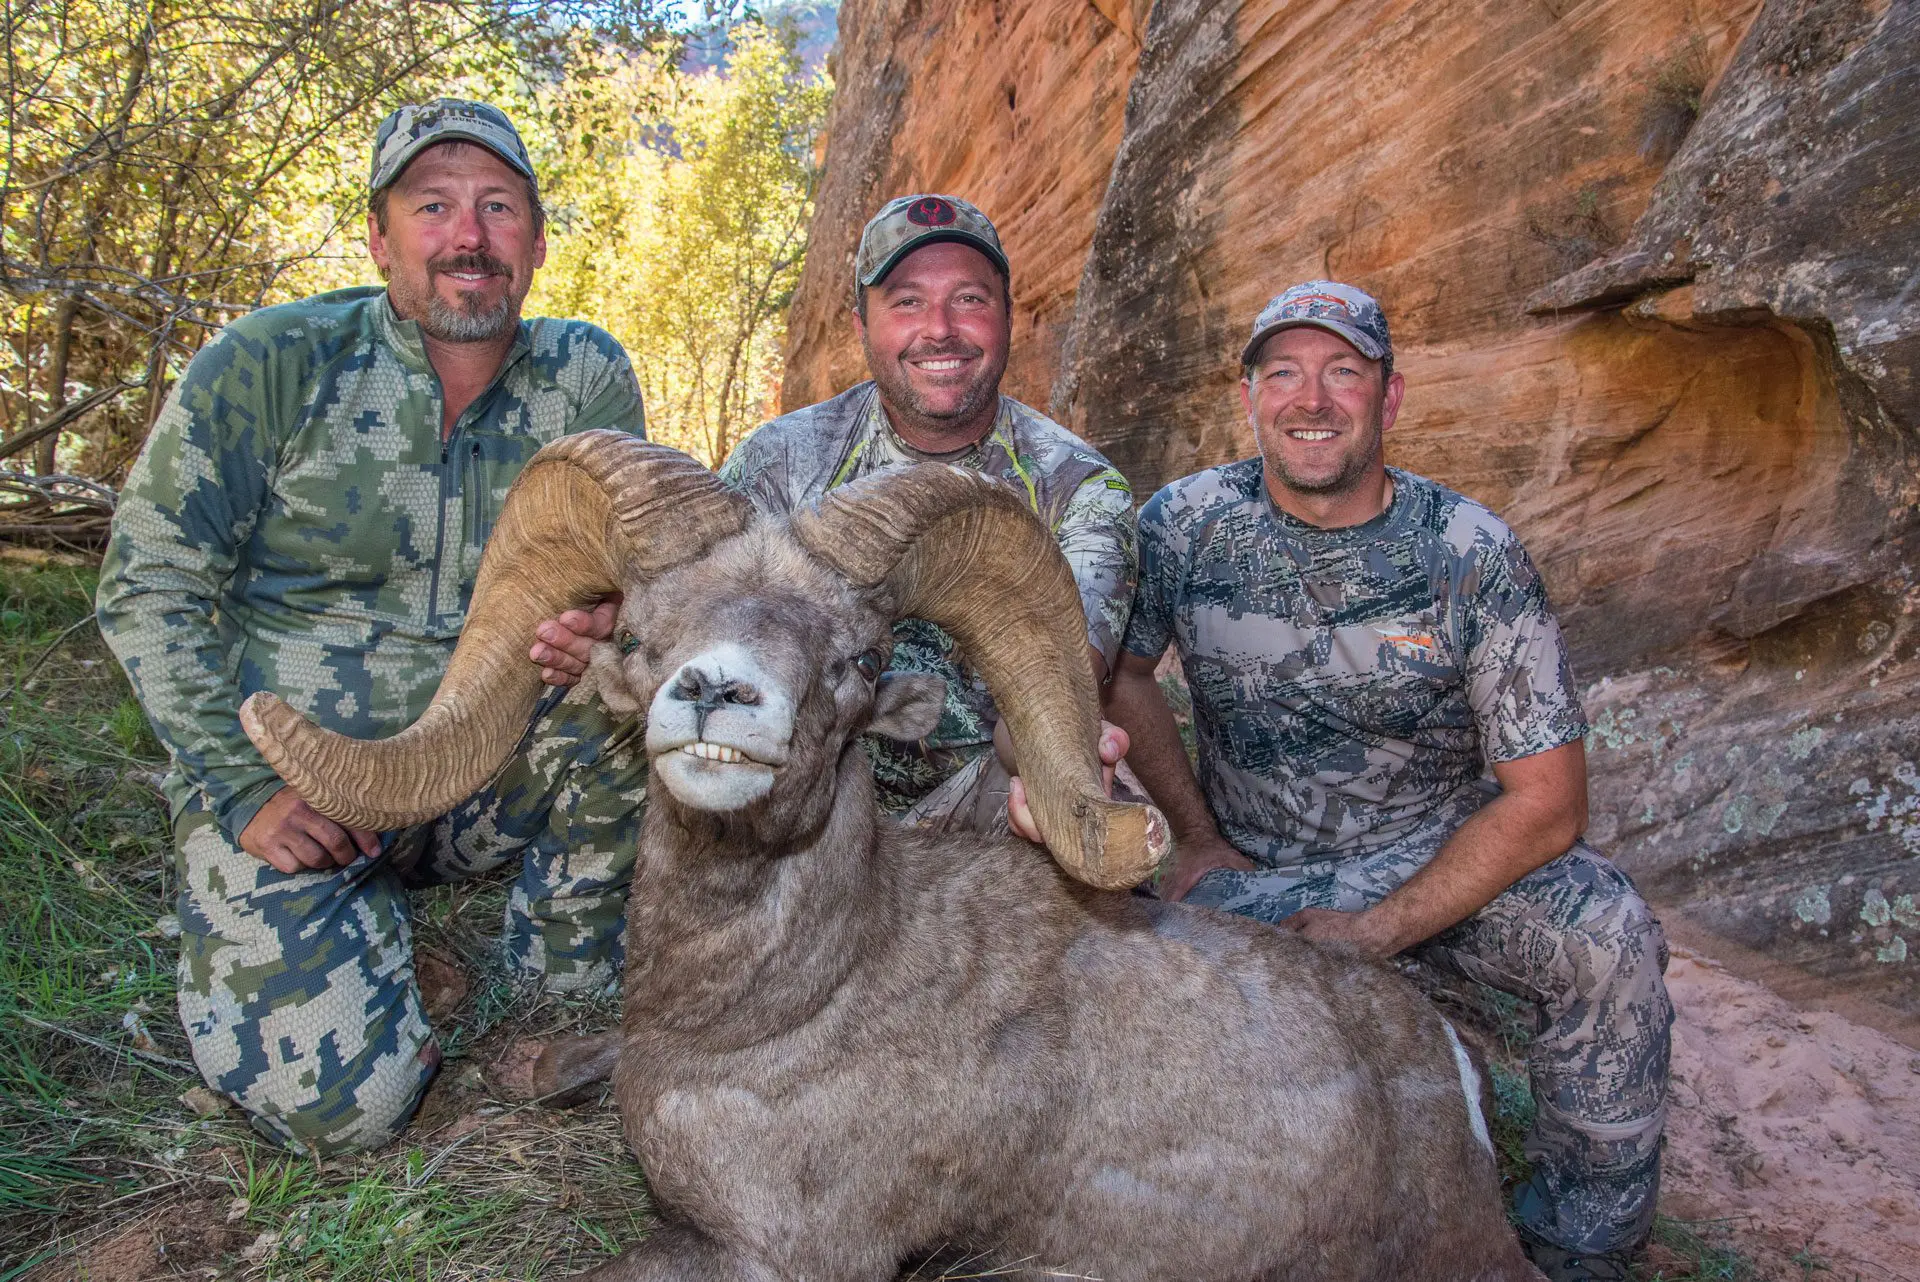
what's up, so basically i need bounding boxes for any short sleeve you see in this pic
[718,423,793,516]
[1054,468,1137,668]
[1462,535,1588,762]
[1122,486,1179,660]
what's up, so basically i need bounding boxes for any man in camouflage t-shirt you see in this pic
[97,101,648,1156]
[722,194,1135,824]
[1108,281,1672,1281]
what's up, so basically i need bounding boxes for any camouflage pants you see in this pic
[1186,813,1673,1256]
[174,685,647,1157]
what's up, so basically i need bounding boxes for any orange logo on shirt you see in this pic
[1378,630,1442,664]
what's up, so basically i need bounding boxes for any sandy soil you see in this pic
[1660,946,1920,1281]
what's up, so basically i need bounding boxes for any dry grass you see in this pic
[0,563,649,1281]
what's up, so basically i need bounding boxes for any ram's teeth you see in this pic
[681,742,746,763]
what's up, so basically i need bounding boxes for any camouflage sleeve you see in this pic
[96,325,286,838]
[1462,534,1589,762]
[1121,487,1177,660]
[1055,467,1137,670]
[717,424,795,516]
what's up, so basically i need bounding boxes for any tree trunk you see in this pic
[36,297,78,476]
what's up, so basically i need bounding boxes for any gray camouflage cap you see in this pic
[369,98,537,194]
[855,194,1009,288]
[1241,280,1393,368]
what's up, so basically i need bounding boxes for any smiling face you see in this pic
[854,241,1011,452]
[368,141,546,344]
[1242,325,1406,522]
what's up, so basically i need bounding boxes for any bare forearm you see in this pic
[1365,788,1580,953]
[1104,656,1219,842]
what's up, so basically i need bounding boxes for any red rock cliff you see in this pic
[784,0,1920,1014]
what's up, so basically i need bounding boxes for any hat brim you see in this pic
[372,129,537,194]
[1241,318,1387,367]
[860,231,1011,288]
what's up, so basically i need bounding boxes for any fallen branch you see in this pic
[0,521,112,538]
[0,382,135,463]
[16,1013,195,1074]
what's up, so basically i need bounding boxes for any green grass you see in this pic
[1644,1217,1761,1281]
[0,562,648,1279]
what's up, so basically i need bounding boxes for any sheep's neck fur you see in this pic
[623,745,884,1047]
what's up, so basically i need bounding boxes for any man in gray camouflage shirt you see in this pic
[1106,281,1673,1281]
[98,101,645,1156]
[722,194,1135,825]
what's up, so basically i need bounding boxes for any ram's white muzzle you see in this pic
[646,642,793,811]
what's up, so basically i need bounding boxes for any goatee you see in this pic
[411,252,520,344]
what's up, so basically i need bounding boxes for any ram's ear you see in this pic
[868,672,945,741]
[584,641,649,717]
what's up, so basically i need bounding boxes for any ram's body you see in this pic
[240,433,1542,1282]
[616,796,1516,1281]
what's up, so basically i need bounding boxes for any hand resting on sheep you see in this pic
[241,432,1546,1282]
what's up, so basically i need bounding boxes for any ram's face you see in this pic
[588,523,944,817]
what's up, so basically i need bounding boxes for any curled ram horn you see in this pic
[792,464,1170,890]
[240,432,751,832]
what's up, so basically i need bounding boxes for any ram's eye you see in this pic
[616,629,639,656]
[853,648,884,683]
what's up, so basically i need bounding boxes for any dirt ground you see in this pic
[1658,942,1920,1281]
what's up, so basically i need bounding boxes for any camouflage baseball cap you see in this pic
[1241,280,1392,367]
[369,98,536,194]
[855,194,1009,288]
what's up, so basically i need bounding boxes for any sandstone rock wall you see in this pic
[781,0,1150,410]
[784,0,1920,1013]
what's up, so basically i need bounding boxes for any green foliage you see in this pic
[1487,1059,1537,1190]
[0,563,184,1267]
[527,25,832,465]
[1,0,673,479]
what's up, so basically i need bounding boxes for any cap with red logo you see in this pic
[855,193,1009,289]
[1241,280,1393,368]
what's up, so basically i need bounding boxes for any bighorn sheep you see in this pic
[242,432,1544,1282]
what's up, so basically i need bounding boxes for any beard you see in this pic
[1265,402,1385,496]
[392,252,521,344]
[863,334,1004,439]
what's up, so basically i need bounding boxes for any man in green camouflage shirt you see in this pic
[722,194,1136,824]
[97,100,647,1156]
[1106,282,1673,1282]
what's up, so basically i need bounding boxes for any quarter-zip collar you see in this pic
[371,289,534,391]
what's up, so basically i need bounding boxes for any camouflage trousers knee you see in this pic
[1187,827,1673,1255]
[173,685,647,1157]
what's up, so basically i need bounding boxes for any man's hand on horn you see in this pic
[528,595,623,686]
[1005,722,1130,846]
[239,786,380,875]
